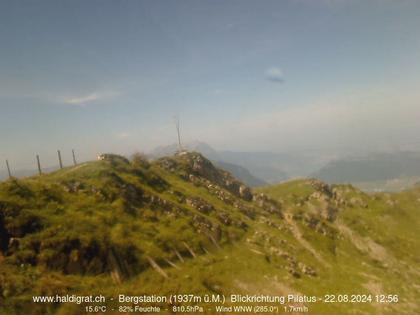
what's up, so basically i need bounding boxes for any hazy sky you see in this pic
[1,0,420,169]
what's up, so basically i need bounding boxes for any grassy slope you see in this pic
[0,154,419,314]
[259,180,420,314]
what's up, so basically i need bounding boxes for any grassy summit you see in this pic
[0,152,419,314]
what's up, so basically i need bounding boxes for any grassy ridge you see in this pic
[0,153,419,314]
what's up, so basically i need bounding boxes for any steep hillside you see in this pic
[0,152,419,315]
[259,179,420,314]
[214,161,266,187]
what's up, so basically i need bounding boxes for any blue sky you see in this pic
[1,0,420,169]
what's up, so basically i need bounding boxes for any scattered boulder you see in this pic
[309,179,333,198]
[216,212,232,226]
[239,185,253,201]
[349,197,368,208]
[233,202,256,219]
[253,193,283,216]
[97,153,130,164]
[186,197,214,214]
[169,190,186,203]
[62,181,84,193]
[298,262,317,277]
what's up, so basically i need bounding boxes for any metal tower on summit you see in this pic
[174,115,183,153]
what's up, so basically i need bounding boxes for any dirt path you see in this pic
[284,211,330,267]
[335,220,389,263]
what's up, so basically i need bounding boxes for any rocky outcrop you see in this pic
[158,152,254,201]
[253,193,283,216]
[97,153,130,164]
[186,197,214,214]
[309,179,333,198]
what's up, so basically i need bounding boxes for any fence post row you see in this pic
[3,150,78,179]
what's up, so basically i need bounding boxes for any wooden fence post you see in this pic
[57,150,63,169]
[36,155,42,175]
[6,160,12,178]
[72,149,77,166]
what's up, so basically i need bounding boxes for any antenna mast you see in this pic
[174,116,182,152]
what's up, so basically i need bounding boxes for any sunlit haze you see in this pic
[1,0,420,169]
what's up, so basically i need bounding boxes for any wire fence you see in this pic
[3,149,79,180]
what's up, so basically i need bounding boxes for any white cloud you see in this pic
[64,93,100,105]
[63,90,119,106]
[265,67,284,82]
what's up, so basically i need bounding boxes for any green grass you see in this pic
[0,155,419,314]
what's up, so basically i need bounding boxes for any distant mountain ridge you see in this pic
[214,160,266,187]
[312,151,420,191]
[6,145,420,192]
[150,141,324,185]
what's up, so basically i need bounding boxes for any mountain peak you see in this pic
[157,151,253,201]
